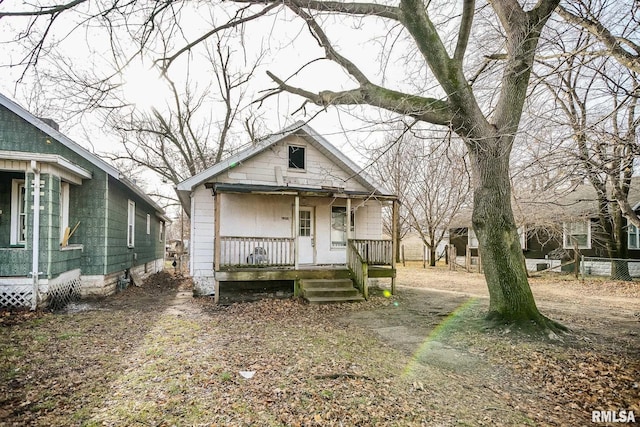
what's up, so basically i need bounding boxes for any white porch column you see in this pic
[346,197,352,242]
[294,195,300,269]
[30,161,41,310]
[214,192,221,303]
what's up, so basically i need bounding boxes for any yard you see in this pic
[1,265,638,426]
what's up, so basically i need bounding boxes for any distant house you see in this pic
[0,93,168,309]
[448,181,640,274]
[176,122,398,302]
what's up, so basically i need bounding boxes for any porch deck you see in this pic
[212,236,396,303]
[215,264,395,282]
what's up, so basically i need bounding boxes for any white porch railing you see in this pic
[351,239,393,265]
[219,236,294,268]
[347,241,369,299]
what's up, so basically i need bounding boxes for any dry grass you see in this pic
[0,268,638,426]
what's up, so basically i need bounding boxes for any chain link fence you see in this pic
[581,256,640,281]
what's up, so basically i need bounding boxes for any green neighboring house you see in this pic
[0,93,168,309]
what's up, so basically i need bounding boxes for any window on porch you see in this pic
[299,210,311,236]
[331,206,355,248]
[59,181,70,243]
[10,179,26,245]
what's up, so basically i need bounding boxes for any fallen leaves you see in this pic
[1,270,638,426]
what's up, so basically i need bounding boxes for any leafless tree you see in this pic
[371,128,471,266]
[1,0,569,331]
[530,2,639,278]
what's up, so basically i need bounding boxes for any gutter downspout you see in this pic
[29,160,41,310]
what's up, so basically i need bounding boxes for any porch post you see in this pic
[346,198,352,243]
[214,192,221,303]
[30,162,41,310]
[391,199,398,295]
[294,195,299,270]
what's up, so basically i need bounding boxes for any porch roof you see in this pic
[206,182,398,200]
[0,150,93,181]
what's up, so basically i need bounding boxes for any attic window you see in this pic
[288,145,305,170]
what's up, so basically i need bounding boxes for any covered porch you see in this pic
[209,183,399,303]
[0,151,90,308]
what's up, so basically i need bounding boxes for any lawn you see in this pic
[0,268,638,426]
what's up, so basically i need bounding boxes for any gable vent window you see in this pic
[288,145,305,170]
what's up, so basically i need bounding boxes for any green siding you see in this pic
[0,103,164,280]
[104,177,164,275]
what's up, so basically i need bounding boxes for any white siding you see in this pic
[220,193,293,237]
[214,135,370,192]
[190,186,215,279]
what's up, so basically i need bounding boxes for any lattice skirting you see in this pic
[44,276,82,311]
[1,270,82,309]
[0,285,33,308]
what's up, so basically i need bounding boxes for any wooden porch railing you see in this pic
[347,241,369,299]
[350,239,393,265]
[219,236,294,268]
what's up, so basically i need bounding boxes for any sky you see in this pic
[0,1,419,174]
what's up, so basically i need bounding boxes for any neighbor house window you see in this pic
[331,207,355,247]
[59,182,70,243]
[563,221,591,249]
[159,221,164,243]
[628,224,640,249]
[127,200,136,247]
[518,226,527,251]
[10,179,26,245]
[146,214,151,235]
[468,229,479,249]
[288,145,305,170]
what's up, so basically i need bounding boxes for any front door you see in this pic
[298,207,315,264]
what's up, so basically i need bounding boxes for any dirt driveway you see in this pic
[0,267,638,426]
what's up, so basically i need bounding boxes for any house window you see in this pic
[299,210,311,237]
[59,182,70,243]
[331,207,355,247]
[518,226,527,250]
[127,200,136,247]
[468,229,479,249]
[563,221,591,249]
[146,214,151,235]
[10,179,26,245]
[159,221,165,243]
[628,224,640,249]
[288,145,305,170]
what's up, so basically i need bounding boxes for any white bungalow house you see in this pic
[176,122,398,303]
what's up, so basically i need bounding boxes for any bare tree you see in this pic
[1,0,569,331]
[403,131,472,267]
[556,0,640,74]
[530,2,639,278]
[371,127,471,266]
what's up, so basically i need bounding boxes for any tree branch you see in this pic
[556,5,640,74]
[265,70,451,125]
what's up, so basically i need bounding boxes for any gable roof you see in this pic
[176,121,394,211]
[0,92,167,220]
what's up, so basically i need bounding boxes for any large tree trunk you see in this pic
[469,142,561,330]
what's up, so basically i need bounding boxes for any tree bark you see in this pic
[469,140,550,325]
